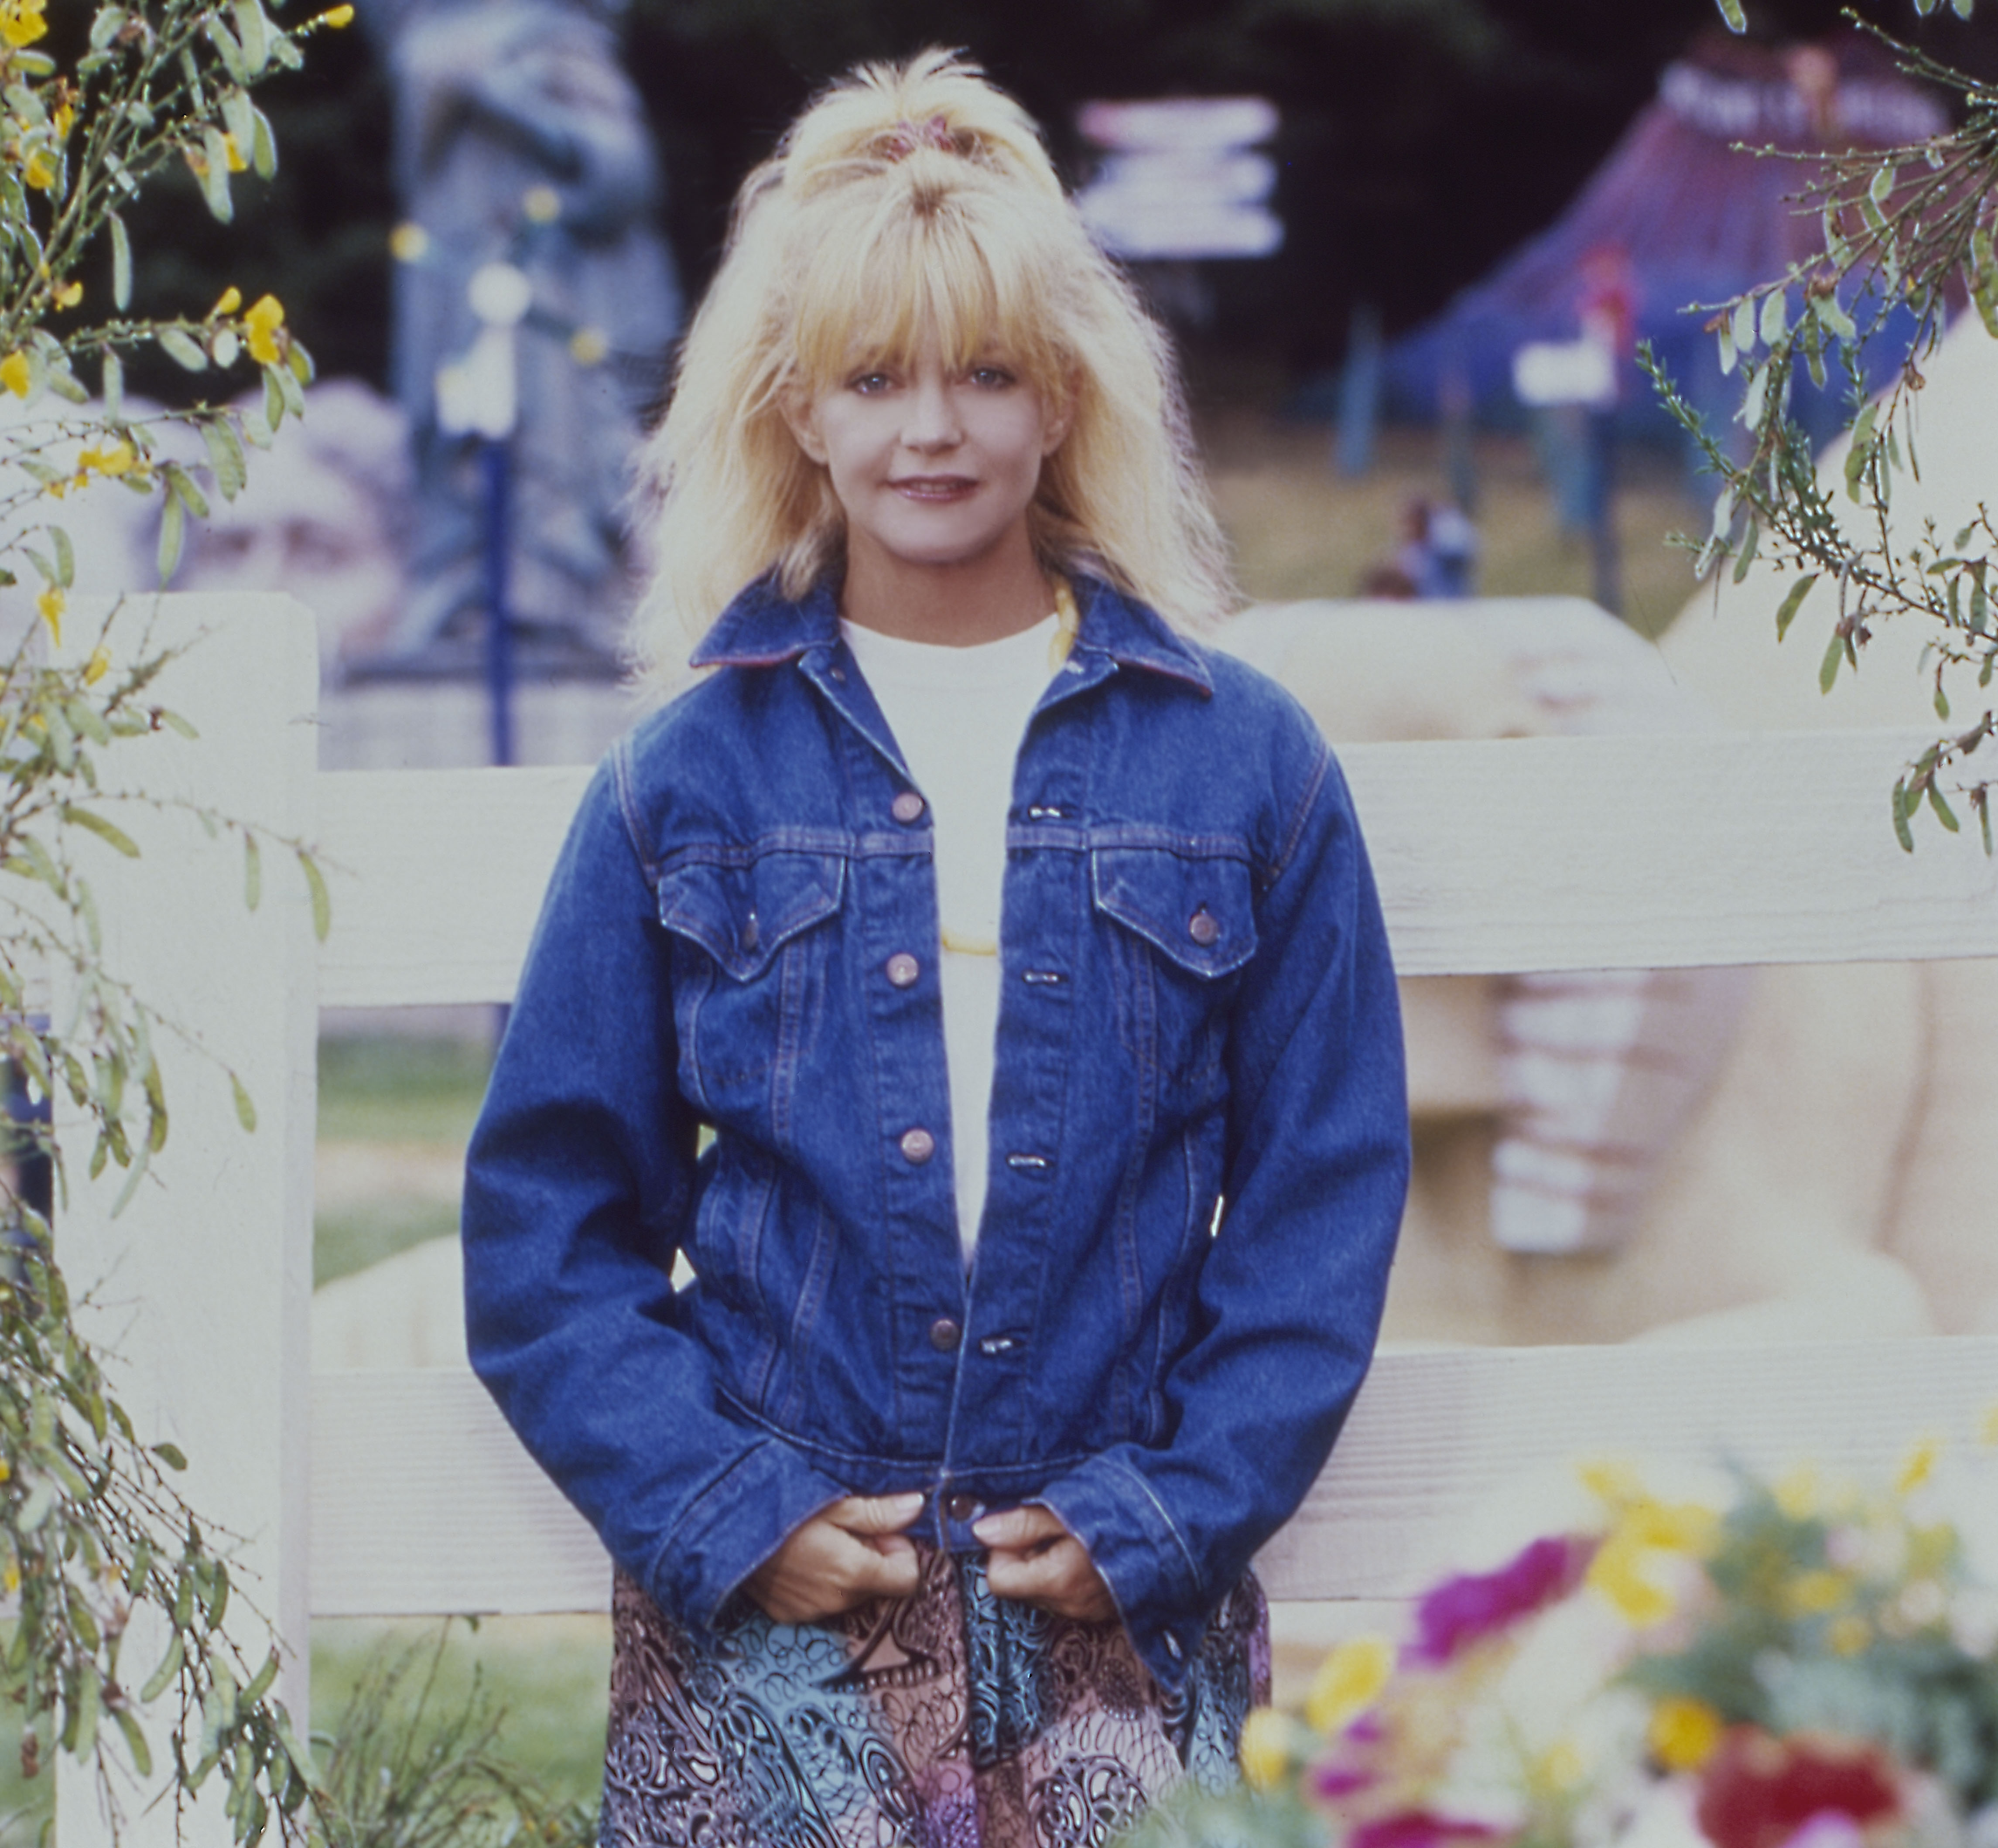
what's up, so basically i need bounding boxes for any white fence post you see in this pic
[51,594,318,1848]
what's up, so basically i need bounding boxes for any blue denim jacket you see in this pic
[462,573,1409,1691]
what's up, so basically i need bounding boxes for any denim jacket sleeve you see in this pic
[460,756,852,1633]
[1036,734,1410,1689]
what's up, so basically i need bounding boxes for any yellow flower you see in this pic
[244,294,285,365]
[1587,1500,1717,1626]
[390,222,430,263]
[52,280,79,310]
[1896,1437,1941,1496]
[23,148,55,191]
[1649,1697,1723,1772]
[82,646,109,686]
[522,183,561,223]
[0,0,48,49]
[220,133,247,173]
[35,584,62,644]
[1238,1707,1293,1792]
[1783,1569,1851,1616]
[1979,1404,1998,1447]
[51,99,72,140]
[78,441,134,478]
[2,1562,17,1595]
[1829,1614,1871,1657]
[569,325,608,366]
[1578,1457,1647,1512]
[1305,1635,1394,1735]
[316,3,355,23]
[0,351,29,397]
[0,1456,10,1483]
[212,285,243,318]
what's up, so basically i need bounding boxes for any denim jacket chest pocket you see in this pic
[654,849,845,1119]
[1090,845,1259,1105]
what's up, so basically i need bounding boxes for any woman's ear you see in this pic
[780,388,828,466]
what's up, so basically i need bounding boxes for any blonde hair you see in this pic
[629,48,1236,684]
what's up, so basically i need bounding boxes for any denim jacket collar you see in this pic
[689,569,1215,699]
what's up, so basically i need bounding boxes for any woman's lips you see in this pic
[891,476,977,501]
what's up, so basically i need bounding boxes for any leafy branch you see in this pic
[1673,0,1998,850]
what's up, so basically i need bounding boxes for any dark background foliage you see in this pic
[120,0,1998,402]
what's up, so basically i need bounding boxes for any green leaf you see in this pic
[1928,782,1962,832]
[1775,573,1819,639]
[1983,794,1993,855]
[243,831,260,911]
[220,86,254,153]
[230,1072,257,1133]
[263,365,285,432]
[1731,294,1757,361]
[101,348,123,423]
[299,851,330,942]
[241,1649,280,1706]
[157,490,185,585]
[112,1708,151,1780]
[1759,288,1787,347]
[158,708,199,741]
[1731,518,1760,583]
[1936,682,1951,721]
[151,1441,186,1471]
[1821,631,1844,693]
[69,1662,101,1761]
[233,0,269,73]
[62,806,140,859]
[50,525,72,590]
[138,1632,183,1704]
[199,128,235,223]
[164,462,210,520]
[1717,0,1747,35]
[251,106,277,180]
[157,326,208,372]
[201,420,246,501]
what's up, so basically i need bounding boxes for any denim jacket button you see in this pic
[886,952,920,988]
[900,1127,936,1164]
[929,1317,962,1353]
[891,791,926,824]
[942,1490,978,1520]
[1187,907,1220,947]
[1163,1631,1184,1661]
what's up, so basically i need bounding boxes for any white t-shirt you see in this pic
[842,612,1062,1257]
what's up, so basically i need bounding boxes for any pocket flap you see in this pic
[657,852,845,980]
[1091,848,1257,979]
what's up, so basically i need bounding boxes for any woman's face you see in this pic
[784,329,1069,579]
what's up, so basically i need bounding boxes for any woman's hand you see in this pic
[972,1504,1117,1622]
[743,1492,925,1623]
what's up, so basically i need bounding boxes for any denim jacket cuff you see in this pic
[645,1436,852,1633]
[1035,1451,1207,1693]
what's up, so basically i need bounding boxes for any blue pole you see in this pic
[480,437,515,768]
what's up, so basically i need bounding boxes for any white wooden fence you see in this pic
[57,594,1998,1847]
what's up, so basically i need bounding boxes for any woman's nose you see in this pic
[902,377,961,451]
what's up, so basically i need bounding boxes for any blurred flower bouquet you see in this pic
[1127,1423,1998,1848]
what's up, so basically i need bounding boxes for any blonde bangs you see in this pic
[787,173,1071,404]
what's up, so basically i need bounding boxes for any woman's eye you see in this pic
[968,366,1014,389]
[850,372,893,394]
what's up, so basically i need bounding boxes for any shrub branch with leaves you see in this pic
[0,0,343,1840]
[1666,0,1998,850]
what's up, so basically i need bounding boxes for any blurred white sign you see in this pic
[1512,338,1616,409]
[1077,96,1283,260]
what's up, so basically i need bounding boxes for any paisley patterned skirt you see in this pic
[599,1548,1267,1848]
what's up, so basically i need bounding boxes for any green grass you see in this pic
[311,1616,612,1813]
[315,1196,463,1289]
[317,1034,495,1148]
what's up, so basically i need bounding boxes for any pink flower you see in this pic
[1408,1536,1595,1665]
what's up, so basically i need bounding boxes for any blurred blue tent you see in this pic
[1382,31,1950,450]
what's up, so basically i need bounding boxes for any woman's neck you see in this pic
[839,528,1056,647]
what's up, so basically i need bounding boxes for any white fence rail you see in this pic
[58,595,1998,1847]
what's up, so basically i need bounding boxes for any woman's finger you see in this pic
[830,1491,926,1537]
[983,1535,1117,1622]
[971,1503,1067,1551]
